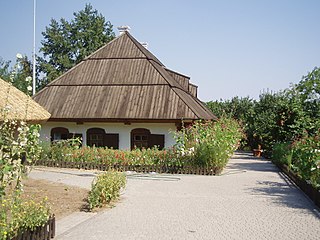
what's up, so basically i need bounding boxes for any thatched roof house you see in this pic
[0,78,50,123]
[33,30,215,149]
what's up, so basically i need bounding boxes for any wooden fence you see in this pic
[35,160,222,175]
[11,215,55,240]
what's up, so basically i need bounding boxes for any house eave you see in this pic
[47,118,205,123]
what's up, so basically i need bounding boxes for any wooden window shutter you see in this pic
[149,134,165,150]
[104,134,119,149]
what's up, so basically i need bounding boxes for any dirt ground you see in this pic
[22,178,89,220]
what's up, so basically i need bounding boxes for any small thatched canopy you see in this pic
[0,78,51,123]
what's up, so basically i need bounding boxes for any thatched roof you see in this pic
[0,78,51,122]
[33,32,216,122]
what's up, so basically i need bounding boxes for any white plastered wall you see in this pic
[39,122,177,150]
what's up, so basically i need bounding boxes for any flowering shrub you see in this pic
[174,118,244,171]
[291,134,320,188]
[0,56,51,239]
[41,118,243,173]
[43,143,184,167]
[0,195,50,239]
[88,171,126,210]
[272,134,320,189]
[272,142,292,166]
[0,120,41,196]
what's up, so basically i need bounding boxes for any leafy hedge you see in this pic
[0,195,50,239]
[206,67,320,156]
[272,134,320,189]
[41,144,184,167]
[174,118,243,170]
[88,171,126,210]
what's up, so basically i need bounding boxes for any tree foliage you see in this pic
[37,3,115,88]
[0,57,11,81]
[206,67,320,156]
[0,55,33,95]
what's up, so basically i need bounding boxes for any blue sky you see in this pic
[1,0,319,101]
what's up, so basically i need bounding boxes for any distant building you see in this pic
[33,30,215,149]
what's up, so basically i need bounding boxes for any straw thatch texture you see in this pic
[0,78,51,122]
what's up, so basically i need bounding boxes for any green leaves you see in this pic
[173,118,244,171]
[0,120,42,198]
[88,171,126,210]
[0,55,33,95]
[37,3,115,88]
[206,66,320,156]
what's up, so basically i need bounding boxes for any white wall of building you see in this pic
[40,122,177,150]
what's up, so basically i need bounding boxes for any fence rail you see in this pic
[11,215,55,240]
[35,160,222,175]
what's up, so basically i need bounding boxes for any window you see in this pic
[50,127,83,143]
[51,127,69,142]
[87,128,119,149]
[131,128,165,150]
[131,128,150,150]
[87,128,105,147]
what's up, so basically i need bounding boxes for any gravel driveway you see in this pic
[29,152,320,240]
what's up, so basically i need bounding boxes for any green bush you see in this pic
[41,119,243,173]
[42,145,184,167]
[206,67,320,156]
[0,61,52,240]
[291,134,320,188]
[272,134,320,189]
[174,118,244,171]
[0,195,50,239]
[88,171,126,211]
[272,142,292,166]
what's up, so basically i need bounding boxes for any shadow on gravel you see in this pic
[228,161,278,172]
[248,172,320,219]
[34,168,98,177]
[127,174,180,181]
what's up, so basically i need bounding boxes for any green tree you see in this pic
[206,96,255,148]
[0,55,32,95]
[37,3,115,88]
[206,67,320,157]
[295,67,320,134]
[0,57,11,81]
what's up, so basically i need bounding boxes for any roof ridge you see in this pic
[83,34,124,60]
[33,32,216,121]
[125,32,164,66]
[48,83,170,86]
[165,68,190,79]
[148,61,214,119]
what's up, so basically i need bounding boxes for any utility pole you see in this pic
[32,0,36,95]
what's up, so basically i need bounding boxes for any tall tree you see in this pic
[37,4,115,88]
[0,55,33,95]
[0,57,11,81]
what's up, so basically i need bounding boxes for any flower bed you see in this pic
[272,134,320,189]
[88,171,126,210]
[35,159,222,175]
[38,118,243,176]
[1,195,52,240]
[272,134,320,208]
[276,163,320,208]
[10,215,55,240]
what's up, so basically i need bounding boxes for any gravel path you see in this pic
[29,152,320,240]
